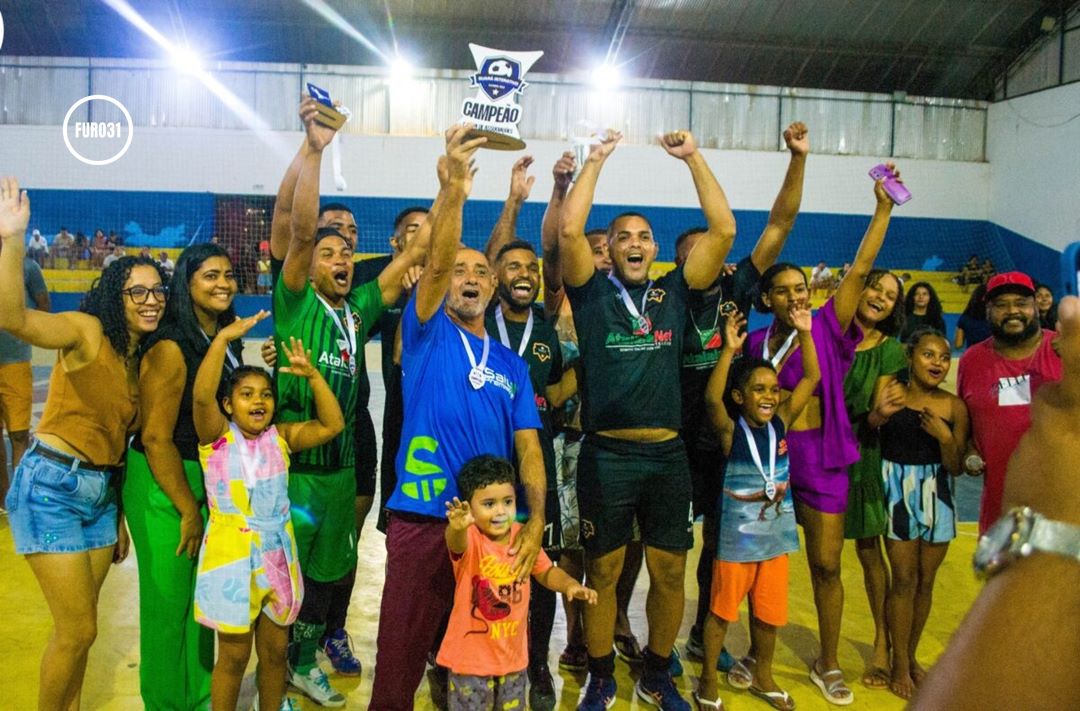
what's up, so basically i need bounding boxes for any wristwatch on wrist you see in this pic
[974,506,1080,579]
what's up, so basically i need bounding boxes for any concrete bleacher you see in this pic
[40,247,184,292]
[804,268,969,313]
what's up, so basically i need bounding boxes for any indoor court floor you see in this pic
[0,343,984,710]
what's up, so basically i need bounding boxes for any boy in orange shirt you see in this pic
[437,455,597,709]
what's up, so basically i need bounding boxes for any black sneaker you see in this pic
[426,663,448,711]
[528,662,557,711]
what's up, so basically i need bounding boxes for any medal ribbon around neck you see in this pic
[457,326,491,390]
[762,324,798,368]
[608,272,654,334]
[495,304,534,357]
[314,293,357,374]
[739,417,778,500]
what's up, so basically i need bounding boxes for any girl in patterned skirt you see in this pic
[875,328,969,701]
[192,311,344,711]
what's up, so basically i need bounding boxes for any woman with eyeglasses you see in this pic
[0,178,167,710]
[123,242,244,711]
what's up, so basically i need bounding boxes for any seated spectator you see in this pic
[73,232,90,266]
[102,245,125,269]
[953,284,991,351]
[955,255,981,291]
[157,251,175,279]
[979,259,995,283]
[138,246,152,260]
[52,227,74,267]
[109,230,124,247]
[810,260,834,296]
[1035,282,1058,330]
[92,229,110,267]
[26,229,49,267]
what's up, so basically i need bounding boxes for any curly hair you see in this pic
[81,256,167,357]
[457,455,516,503]
[905,281,943,324]
[145,244,239,361]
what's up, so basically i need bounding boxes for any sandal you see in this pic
[749,686,796,711]
[809,663,854,706]
[861,666,890,689]
[614,633,644,664]
[727,656,755,690]
[693,690,724,710]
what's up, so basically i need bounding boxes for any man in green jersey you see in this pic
[271,95,426,706]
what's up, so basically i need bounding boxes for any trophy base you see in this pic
[465,128,525,151]
[313,103,347,130]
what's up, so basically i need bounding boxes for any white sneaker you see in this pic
[288,665,346,708]
[251,692,300,711]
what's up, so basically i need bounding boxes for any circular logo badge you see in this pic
[62,95,134,166]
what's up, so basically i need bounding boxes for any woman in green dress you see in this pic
[842,268,907,689]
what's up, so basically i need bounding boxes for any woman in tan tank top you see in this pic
[0,178,167,711]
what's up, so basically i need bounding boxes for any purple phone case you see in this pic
[869,164,912,205]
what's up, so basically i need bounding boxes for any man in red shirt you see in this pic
[957,271,1062,533]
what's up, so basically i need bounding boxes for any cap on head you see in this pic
[985,271,1035,301]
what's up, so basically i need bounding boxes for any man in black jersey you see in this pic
[559,129,736,710]
[677,123,809,665]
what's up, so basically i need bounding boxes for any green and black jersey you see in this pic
[273,278,385,471]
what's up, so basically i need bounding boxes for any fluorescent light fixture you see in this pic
[389,56,414,83]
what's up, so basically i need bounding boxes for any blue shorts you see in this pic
[5,442,119,555]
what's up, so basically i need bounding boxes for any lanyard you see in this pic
[203,330,239,370]
[494,305,534,357]
[314,293,357,375]
[689,298,723,349]
[762,325,798,368]
[457,326,491,390]
[608,272,653,334]
[738,417,778,500]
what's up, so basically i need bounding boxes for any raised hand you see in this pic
[874,162,901,207]
[566,582,599,605]
[445,497,475,531]
[0,177,31,242]
[919,407,953,443]
[874,380,907,421]
[299,96,339,152]
[509,155,535,202]
[660,130,699,160]
[217,310,270,343]
[552,151,576,191]
[790,302,813,333]
[278,336,317,379]
[723,311,748,354]
[260,335,278,368]
[401,265,423,292]
[783,121,809,156]
[587,129,623,163]
[444,124,486,193]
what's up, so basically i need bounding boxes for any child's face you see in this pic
[224,373,276,438]
[908,334,951,388]
[733,367,781,427]
[468,482,516,540]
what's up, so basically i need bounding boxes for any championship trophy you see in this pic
[461,44,543,150]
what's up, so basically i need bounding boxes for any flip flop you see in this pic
[727,656,755,690]
[749,686,796,711]
[861,666,891,688]
[810,664,854,706]
[693,690,724,710]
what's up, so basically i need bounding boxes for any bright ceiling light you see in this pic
[591,62,621,90]
[169,44,203,74]
[389,56,414,83]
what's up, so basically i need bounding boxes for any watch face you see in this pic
[974,513,1021,576]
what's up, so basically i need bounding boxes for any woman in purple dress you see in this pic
[744,168,899,705]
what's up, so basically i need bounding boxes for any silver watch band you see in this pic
[1030,517,1080,561]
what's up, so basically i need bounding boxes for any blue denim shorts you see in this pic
[4,442,119,555]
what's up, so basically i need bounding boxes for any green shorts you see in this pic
[288,467,357,582]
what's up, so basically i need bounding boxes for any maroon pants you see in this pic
[370,512,455,710]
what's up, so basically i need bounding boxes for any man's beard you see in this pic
[497,281,536,311]
[991,316,1038,346]
[447,292,490,321]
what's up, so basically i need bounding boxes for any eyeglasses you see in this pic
[121,285,168,304]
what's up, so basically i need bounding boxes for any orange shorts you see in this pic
[0,361,32,432]
[710,555,789,627]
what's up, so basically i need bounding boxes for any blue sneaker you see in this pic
[635,674,691,711]
[577,674,617,710]
[684,627,735,672]
[320,628,361,677]
[669,647,683,678]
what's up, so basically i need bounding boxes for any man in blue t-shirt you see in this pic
[371,126,546,711]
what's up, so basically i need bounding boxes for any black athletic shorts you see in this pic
[576,434,693,556]
[516,485,563,553]
[687,443,726,520]
[354,406,378,497]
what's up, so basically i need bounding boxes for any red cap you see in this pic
[985,271,1035,301]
